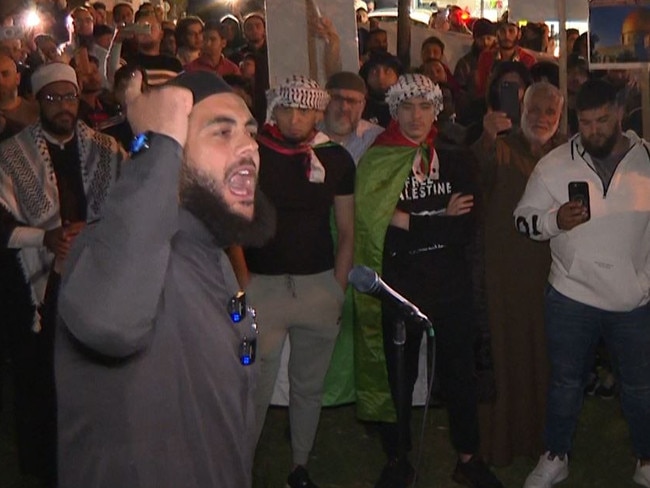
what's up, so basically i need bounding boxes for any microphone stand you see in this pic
[393,304,435,485]
[393,312,408,480]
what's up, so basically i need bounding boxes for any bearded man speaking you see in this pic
[55,71,275,488]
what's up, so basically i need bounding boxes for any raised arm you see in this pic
[58,77,193,358]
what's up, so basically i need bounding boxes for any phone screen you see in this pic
[568,181,591,221]
[498,81,521,126]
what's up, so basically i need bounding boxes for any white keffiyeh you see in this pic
[0,120,124,331]
[386,73,444,120]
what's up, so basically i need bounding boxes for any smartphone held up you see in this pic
[568,181,591,221]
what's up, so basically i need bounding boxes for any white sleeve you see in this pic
[7,227,46,248]
[513,166,562,241]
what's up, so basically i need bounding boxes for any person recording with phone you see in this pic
[471,81,566,467]
[514,78,650,488]
[465,60,532,146]
[60,6,121,89]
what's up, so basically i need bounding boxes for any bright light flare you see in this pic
[25,10,41,29]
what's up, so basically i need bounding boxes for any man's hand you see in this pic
[44,221,86,262]
[124,71,193,147]
[390,209,410,230]
[445,193,474,216]
[557,201,588,230]
[113,25,135,42]
[312,16,339,43]
[482,110,512,141]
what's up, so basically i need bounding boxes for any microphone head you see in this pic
[348,265,379,294]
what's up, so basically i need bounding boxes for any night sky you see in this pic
[590,5,650,47]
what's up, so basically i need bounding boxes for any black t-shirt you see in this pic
[383,146,476,305]
[134,53,183,86]
[245,141,355,275]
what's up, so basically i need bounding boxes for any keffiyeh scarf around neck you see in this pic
[257,123,334,183]
[374,120,440,181]
[0,120,122,331]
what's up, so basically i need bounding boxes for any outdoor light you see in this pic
[24,10,41,29]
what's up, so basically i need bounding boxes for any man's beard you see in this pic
[521,111,560,146]
[40,107,76,136]
[325,111,356,138]
[179,164,276,248]
[581,128,619,159]
[0,88,16,105]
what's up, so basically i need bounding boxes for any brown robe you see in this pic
[473,129,566,466]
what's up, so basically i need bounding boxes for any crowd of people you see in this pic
[1,1,649,488]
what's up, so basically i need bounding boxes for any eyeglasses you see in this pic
[41,93,79,104]
[330,94,365,106]
[228,291,258,366]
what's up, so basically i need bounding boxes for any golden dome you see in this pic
[622,9,650,34]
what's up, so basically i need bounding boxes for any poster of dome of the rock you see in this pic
[589,0,650,68]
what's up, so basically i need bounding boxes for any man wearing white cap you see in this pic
[0,61,124,485]
[354,74,503,488]
[244,75,355,488]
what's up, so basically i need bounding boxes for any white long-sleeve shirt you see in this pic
[514,130,650,312]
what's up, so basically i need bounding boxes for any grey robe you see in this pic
[56,135,257,487]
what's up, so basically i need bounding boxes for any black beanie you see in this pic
[359,52,404,83]
[472,19,496,39]
[166,71,233,105]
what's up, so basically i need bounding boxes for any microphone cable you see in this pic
[409,328,436,488]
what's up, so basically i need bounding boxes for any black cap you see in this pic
[472,19,495,39]
[165,71,233,105]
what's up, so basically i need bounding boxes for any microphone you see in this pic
[348,265,433,333]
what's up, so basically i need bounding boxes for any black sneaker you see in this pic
[452,456,503,488]
[375,458,415,488]
[286,466,318,488]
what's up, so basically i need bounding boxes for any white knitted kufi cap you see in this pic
[31,62,79,96]
[266,75,330,122]
[386,73,443,120]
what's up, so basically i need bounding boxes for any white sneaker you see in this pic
[634,460,650,488]
[523,452,569,488]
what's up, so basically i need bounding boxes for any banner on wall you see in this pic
[509,0,589,21]
[589,0,650,69]
[265,0,359,87]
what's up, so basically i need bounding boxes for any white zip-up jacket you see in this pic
[514,130,650,312]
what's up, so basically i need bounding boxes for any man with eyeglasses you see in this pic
[319,71,383,164]
[0,62,123,486]
[55,70,275,488]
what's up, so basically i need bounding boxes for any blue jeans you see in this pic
[543,285,650,458]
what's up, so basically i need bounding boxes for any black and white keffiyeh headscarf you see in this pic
[265,75,330,123]
[386,73,444,120]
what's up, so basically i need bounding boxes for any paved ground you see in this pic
[1,364,641,488]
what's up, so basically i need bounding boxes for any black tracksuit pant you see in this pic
[379,243,480,459]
